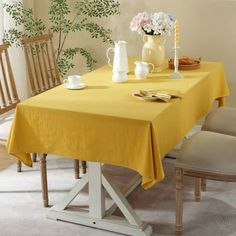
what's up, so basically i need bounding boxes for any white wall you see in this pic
[33,0,236,106]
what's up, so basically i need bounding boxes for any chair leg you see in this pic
[17,160,22,172]
[201,178,207,192]
[82,161,87,174]
[39,153,49,207]
[195,178,201,202]
[74,159,80,179]
[175,167,184,235]
[32,153,37,162]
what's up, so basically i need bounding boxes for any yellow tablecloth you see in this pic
[7,60,229,188]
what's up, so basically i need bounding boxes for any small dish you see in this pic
[64,82,87,90]
[169,57,201,70]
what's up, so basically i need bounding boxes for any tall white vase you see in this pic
[142,35,166,72]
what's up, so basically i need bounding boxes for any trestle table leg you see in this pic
[46,161,152,236]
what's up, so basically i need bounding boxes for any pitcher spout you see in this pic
[114,40,127,45]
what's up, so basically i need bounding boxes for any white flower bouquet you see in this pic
[130,12,175,36]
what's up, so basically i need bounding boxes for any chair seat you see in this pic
[176,131,236,176]
[202,107,236,136]
[0,111,14,142]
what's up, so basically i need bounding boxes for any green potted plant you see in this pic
[4,0,120,76]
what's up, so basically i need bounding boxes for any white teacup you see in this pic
[64,75,81,87]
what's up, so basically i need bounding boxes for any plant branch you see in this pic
[57,15,62,60]
[4,0,120,76]
[58,14,80,58]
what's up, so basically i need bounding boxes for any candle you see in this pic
[174,20,179,48]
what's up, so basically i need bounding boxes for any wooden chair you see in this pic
[21,33,61,95]
[21,32,87,207]
[0,43,21,169]
[175,131,236,235]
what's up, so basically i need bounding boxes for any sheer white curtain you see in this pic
[0,1,3,41]
[0,0,29,99]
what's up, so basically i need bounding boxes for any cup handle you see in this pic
[63,79,68,84]
[148,63,155,73]
[106,47,114,67]
[143,34,148,43]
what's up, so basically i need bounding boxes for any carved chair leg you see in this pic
[32,153,37,162]
[195,178,201,202]
[74,159,80,179]
[201,178,207,192]
[82,161,87,174]
[17,160,22,172]
[40,153,49,207]
[175,167,184,235]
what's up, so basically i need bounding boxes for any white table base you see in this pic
[46,162,152,236]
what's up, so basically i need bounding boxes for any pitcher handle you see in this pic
[143,34,148,43]
[106,47,114,67]
[63,79,68,84]
[148,63,155,73]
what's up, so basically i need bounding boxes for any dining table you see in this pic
[6,58,229,235]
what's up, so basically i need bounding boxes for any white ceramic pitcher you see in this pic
[106,41,129,82]
[134,61,154,80]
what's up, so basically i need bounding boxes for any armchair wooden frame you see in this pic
[175,167,236,235]
[199,97,225,192]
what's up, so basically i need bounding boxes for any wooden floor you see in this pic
[0,144,16,171]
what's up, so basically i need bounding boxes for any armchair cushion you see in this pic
[176,131,236,176]
[202,107,236,136]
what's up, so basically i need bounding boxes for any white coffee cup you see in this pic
[64,75,81,87]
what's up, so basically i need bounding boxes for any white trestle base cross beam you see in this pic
[46,162,152,236]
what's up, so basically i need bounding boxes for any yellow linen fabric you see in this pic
[7,60,229,188]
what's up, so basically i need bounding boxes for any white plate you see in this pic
[64,82,87,90]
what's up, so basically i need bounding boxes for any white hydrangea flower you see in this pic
[130,11,175,36]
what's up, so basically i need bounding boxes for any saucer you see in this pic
[64,82,87,90]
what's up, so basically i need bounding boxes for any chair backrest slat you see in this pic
[0,54,12,103]
[21,32,61,96]
[45,42,56,87]
[0,79,6,107]
[5,48,19,102]
[23,45,36,95]
[30,44,41,93]
[40,42,51,88]
[0,43,20,115]
[49,36,61,85]
[35,42,46,90]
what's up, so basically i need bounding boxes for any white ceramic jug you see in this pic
[112,71,128,83]
[106,41,129,82]
[134,61,154,80]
